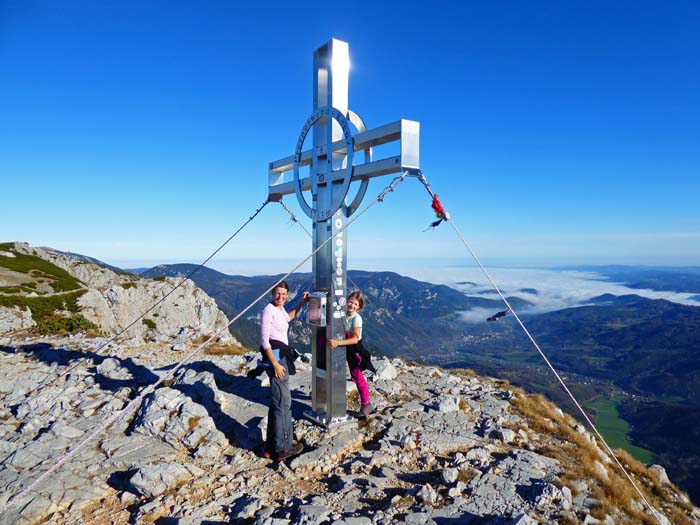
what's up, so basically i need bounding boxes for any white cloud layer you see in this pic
[366,262,700,316]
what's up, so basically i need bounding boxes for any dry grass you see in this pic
[556,514,579,525]
[347,389,360,410]
[46,492,131,525]
[390,495,417,510]
[493,378,512,390]
[203,343,248,356]
[190,334,249,356]
[456,468,478,484]
[511,389,694,525]
[450,368,477,378]
[188,416,202,431]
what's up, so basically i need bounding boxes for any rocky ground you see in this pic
[1,333,698,525]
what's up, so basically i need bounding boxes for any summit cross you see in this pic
[267,38,420,427]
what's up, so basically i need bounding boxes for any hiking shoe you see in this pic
[276,441,303,461]
[257,442,273,459]
[360,403,373,416]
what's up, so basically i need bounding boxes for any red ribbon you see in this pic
[424,195,449,230]
[431,195,446,219]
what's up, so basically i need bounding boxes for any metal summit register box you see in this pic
[306,292,327,327]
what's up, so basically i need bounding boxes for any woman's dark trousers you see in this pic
[266,358,293,452]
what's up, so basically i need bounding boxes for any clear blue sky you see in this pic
[2,1,699,269]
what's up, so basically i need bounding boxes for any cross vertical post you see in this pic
[268,39,420,428]
[310,39,349,424]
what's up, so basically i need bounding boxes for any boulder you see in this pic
[132,387,229,456]
[96,358,133,380]
[0,306,35,333]
[416,483,438,505]
[649,464,670,485]
[129,462,203,498]
[374,360,398,380]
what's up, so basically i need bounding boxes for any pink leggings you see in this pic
[350,354,371,405]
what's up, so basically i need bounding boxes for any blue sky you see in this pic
[2,1,699,271]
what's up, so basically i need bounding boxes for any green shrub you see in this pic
[34,314,101,335]
[152,275,167,282]
[0,246,82,292]
[0,290,86,318]
[121,282,137,290]
[0,286,22,294]
[142,318,157,330]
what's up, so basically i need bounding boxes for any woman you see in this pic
[260,281,309,460]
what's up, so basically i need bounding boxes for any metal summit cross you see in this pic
[268,38,420,428]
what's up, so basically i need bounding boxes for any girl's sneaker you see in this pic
[360,403,373,416]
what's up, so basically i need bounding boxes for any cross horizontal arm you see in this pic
[268,119,419,201]
[269,157,406,200]
[269,119,416,174]
[269,119,420,201]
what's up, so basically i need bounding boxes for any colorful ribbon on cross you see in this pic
[424,194,450,230]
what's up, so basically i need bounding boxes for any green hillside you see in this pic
[0,243,98,334]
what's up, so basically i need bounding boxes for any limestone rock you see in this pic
[416,483,438,504]
[431,394,461,413]
[442,467,459,484]
[0,306,35,333]
[132,387,229,456]
[494,427,517,444]
[78,279,235,343]
[0,328,698,525]
[130,462,204,498]
[511,513,538,525]
[649,464,671,484]
[374,359,398,380]
[96,357,133,380]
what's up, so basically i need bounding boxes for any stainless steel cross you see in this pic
[267,38,420,427]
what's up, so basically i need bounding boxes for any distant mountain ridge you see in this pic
[140,263,532,359]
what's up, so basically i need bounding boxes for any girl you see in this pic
[330,291,376,416]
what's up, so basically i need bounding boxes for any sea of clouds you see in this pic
[116,257,700,320]
[381,263,700,322]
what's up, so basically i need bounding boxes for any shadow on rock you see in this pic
[154,519,230,525]
[7,342,83,366]
[173,360,312,452]
[4,342,158,394]
[172,360,266,450]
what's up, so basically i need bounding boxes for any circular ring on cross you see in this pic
[293,106,355,222]
[343,109,372,217]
